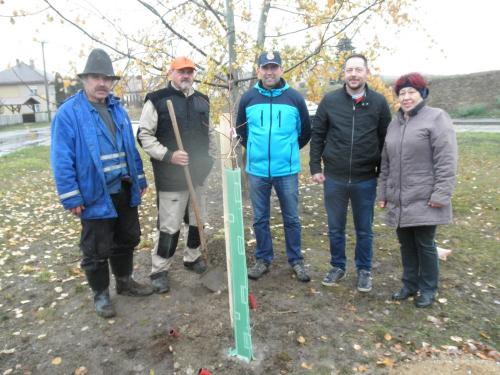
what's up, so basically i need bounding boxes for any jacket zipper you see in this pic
[348,102,356,183]
[278,111,282,128]
[397,118,408,226]
[268,91,273,177]
[260,110,263,127]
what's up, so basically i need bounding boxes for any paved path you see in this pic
[1,119,499,156]
[0,127,50,157]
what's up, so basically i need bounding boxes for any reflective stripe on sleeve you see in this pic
[102,162,128,173]
[137,174,145,179]
[100,152,126,161]
[59,189,80,200]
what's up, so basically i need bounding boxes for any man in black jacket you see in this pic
[309,54,391,292]
[138,56,216,293]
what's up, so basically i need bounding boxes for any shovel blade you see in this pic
[200,266,227,293]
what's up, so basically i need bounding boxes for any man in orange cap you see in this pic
[138,56,216,293]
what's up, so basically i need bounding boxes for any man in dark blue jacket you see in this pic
[309,54,392,293]
[51,49,152,318]
[236,51,311,282]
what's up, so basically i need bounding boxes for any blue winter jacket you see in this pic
[236,79,311,177]
[51,90,147,219]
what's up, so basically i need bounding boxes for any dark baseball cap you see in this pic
[258,51,282,67]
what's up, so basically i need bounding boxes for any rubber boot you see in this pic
[84,264,115,318]
[111,252,153,296]
[116,276,153,296]
[93,290,116,318]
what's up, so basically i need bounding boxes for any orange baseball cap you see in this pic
[170,56,196,70]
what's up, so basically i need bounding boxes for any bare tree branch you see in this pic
[186,0,227,31]
[283,0,382,74]
[42,0,164,72]
[0,7,49,17]
[256,0,271,49]
[136,0,222,66]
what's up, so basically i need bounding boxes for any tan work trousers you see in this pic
[151,186,206,275]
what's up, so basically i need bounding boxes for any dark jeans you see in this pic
[324,176,377,271]
[80,183,140,291]
[247,173,302,266]
[396,225,438,296]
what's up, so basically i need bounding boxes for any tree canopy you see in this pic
[6,0,415,113]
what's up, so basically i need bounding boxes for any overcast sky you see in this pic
[0,0,498,77]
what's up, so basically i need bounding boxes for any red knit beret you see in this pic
[394,72,429,98]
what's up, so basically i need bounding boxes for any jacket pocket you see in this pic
[405,174,434,202]
[78,165,102,207]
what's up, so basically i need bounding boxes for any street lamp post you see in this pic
[41,41,51,122]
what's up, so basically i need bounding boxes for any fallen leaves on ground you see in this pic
[51,357,62,365]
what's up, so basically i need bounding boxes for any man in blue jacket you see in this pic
[51,49,152,318]
[236,51,311,282]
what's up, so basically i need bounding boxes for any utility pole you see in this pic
[41,41,51,122]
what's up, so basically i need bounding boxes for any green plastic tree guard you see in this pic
[226,168,253,362]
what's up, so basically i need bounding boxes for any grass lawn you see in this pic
[0,132,498,374]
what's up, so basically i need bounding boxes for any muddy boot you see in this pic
[94,290,116,318]
[150,271,170,294]
[116,276,154,296]
[184,256,208,274]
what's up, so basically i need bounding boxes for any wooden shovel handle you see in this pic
[166,99,207,259]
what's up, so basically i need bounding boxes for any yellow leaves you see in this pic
[74,367,89,375]
[297,335,306,345]
[300,362,313,370]
[51,357,62,365]
[384,333,392,341]
[21,264,34,273]
[479,331,490,340]
[376,357,394,367]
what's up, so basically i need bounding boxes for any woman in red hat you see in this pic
[378,73,458,308]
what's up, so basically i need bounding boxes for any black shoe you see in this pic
[150,271,170,294]
[184,257,208,274]
[392,287,417,301]
[94,290,116,318]
[248,260,270,280]
[414,294,434,308]
[116,276,154,296]
[357,269,373,292]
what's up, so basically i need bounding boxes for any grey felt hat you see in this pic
[78,48,121,80]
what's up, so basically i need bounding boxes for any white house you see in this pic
[0,60,56,125]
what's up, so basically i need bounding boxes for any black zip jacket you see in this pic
[309,84,391,183]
